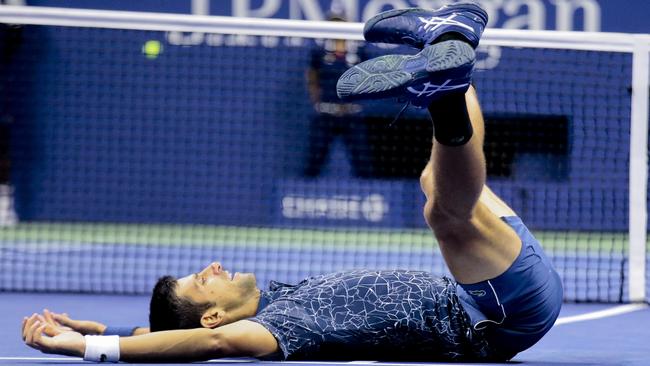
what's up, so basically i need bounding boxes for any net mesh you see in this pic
[0,22,645,303]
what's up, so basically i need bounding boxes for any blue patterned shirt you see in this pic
[249,270,489,361]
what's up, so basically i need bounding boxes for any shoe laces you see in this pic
[389,100,412,128]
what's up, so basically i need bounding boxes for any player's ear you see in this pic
[200,306,224,328]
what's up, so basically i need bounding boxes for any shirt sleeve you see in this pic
[249,300,320,360]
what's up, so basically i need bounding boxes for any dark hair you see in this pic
[149,275,215,332]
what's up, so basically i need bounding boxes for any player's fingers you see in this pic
[42,325,55,337]
[32,323,50,351]
[43,309,57,325]
[43,310,71,334]
[42,322,61,337]
[25,318,42,345]
[52,312,74,326]
[35,314,46,328]
[22,314,38,341]
[21,316,29,339]
[43,310,66,328]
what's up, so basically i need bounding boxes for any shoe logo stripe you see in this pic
[418,14,474,33]
[407,80,470,97]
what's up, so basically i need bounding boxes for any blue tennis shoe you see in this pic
[336,40,474,107]
[363,2,488,49]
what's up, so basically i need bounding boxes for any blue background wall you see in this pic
[4,23,632,231]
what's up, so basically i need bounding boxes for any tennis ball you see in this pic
[142,40,163,59]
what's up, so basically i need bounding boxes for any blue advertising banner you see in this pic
[21,0,650,33]
[274,178,418,228]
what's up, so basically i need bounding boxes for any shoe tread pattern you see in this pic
[337,40,474,103]
[423,39,474,72]
[337,55,411,98]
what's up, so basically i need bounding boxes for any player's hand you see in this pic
[41,309,106,336]
[22,314,85,357]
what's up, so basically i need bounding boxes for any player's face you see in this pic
[175,262,257,310]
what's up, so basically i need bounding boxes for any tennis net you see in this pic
[0,5,648,303]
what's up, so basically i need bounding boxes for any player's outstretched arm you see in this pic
[23,314,278,362]
[120,320,278,362]
[41,309,105,335]
[40,310,150,336]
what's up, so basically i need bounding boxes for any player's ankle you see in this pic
[428,93,473,146]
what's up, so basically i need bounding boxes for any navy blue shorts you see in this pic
[456,216,563,360]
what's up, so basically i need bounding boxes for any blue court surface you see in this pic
[0,293,647,365]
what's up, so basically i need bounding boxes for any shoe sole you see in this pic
[363,2,488,48]
[337,40,474,101]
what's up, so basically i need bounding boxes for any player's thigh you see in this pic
[479,186,516,217]
[431,202,521,284]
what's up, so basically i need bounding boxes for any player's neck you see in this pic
[225,288,262,323]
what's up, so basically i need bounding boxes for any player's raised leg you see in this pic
[420,87,521,284]
[336,1,520,284]
[339,3,563,359]
[338,47,521,282]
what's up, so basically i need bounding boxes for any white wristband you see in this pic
[83,335,120,363]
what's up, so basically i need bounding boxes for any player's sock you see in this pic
[427,92,473,146]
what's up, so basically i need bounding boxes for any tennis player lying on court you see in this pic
[22,2,562,363]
